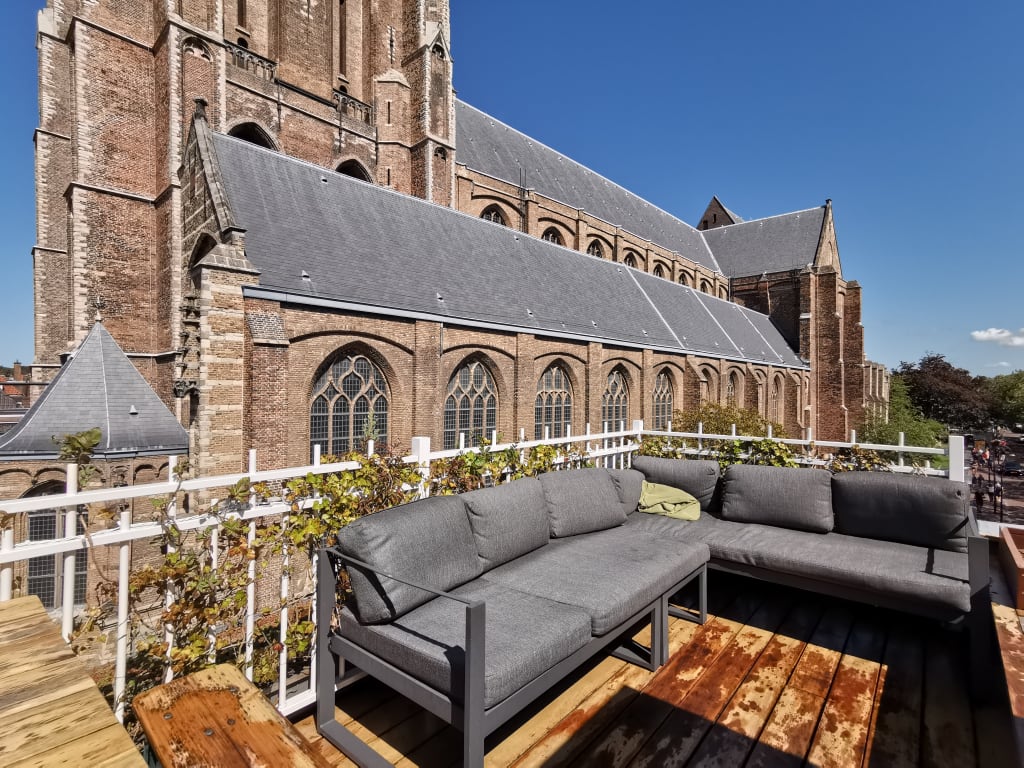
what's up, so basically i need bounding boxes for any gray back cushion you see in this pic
[607,468,644,515]
[721,465,834,533]
[538,468,627,537]
[832,472,971,553]
[336,494,482,624]
[631,456,720,512]
[463,477,551,570]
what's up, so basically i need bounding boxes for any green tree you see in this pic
[986,370,1024,427]
[861,376,946,448]
[671,401,786,438]
[897,353,993,429]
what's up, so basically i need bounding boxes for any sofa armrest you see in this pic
[966,505,981,540]
[967,534,990,604]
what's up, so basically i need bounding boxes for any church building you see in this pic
[25,0,888,481]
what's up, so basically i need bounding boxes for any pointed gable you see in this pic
[0,323,188,460]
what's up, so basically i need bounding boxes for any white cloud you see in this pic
[970,328,1024,347]
[986,361,1011,368]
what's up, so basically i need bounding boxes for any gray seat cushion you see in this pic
[721,464,834,533]
[538,468,627,537]
[626,512,969,616]
[483,527,709,635]
[336,494,483,623]
[463,477,551,571]
[607,468,644,516]
[338,579,592,708]
[832,472,971,553]
[631,456,720,512]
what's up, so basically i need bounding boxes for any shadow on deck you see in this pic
[296,573,1018,767]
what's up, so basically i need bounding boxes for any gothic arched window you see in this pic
[586,240,604,259]
[653,264,665,279]
[602,369,629,430]
[541,227,563,246]
[444,360,497,449]
[310,353,389,460]
[726,371,740,406]
[481,206,506,226]
[535,365,573,439]
[769,378,782,423]
[623,253,638,269]
[679,272,692,287]
[653,371,674,430]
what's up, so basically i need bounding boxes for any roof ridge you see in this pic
[706,205,825,231]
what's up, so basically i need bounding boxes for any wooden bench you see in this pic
[134,663,331,767]
[0,595,144,767]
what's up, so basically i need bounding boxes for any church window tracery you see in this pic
[586,240,603,258]
[602,369,629,429]
[444,360,497,449]
[541,227,563,245]
[535,364,572,439]
[653,371,673,430]
[481,206,506,226]
[310,353,389,461]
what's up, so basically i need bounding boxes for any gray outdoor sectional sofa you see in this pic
[316,459,989,767]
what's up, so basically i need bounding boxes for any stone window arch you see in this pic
[22,481,87,610]
[653,264,665,279]
[726,371,741,406]
[336,159,372,182]
[623,252,638,269]
[699,367,719,405]
[310,351,389,460]
[699,279,712,294]
[769,376,783,423]
[718,285,729,300]
[541,227,563,246]
[444,359,498,449]
[679,272,692,288]
[481,205,506,226]
[586,240,604,259]
[653,370,674,430]
[228,121,277,150]
[602,368,629,430]
[535,364,573,439]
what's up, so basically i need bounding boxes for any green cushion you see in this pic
[638,481,701,520]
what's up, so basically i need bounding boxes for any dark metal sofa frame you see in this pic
[316,547,707,767]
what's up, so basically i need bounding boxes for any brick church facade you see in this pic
[25,0,888,482]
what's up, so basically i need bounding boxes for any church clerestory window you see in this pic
[586,240,603,259]
[541,227,563,246]
[481,206,506,226]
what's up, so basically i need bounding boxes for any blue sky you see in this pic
[1,1,1021,377]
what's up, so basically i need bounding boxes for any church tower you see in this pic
[33,0,455,380]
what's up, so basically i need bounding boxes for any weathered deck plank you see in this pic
[297,574,1000,768]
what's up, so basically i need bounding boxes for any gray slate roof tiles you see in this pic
[211,133,806,370]
[702,207,826,278]
[455,101,721,273]
[0,323,188,460]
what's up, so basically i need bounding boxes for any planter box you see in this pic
[999,527,1024,613]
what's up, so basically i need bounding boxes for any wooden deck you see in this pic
[296,573,1018,768]
[0,595,144,767]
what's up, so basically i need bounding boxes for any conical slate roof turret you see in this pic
[0,322,188,460]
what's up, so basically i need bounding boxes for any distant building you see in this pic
[30,0,887,479]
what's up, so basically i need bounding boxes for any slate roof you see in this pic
[0,323,188,460]
[702,207,827,278]
[210,133,806,369]
[455,101,721,273]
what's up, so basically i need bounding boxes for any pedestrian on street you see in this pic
[975,487,985,511]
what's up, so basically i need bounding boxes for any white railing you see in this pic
[0,423,962,723]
